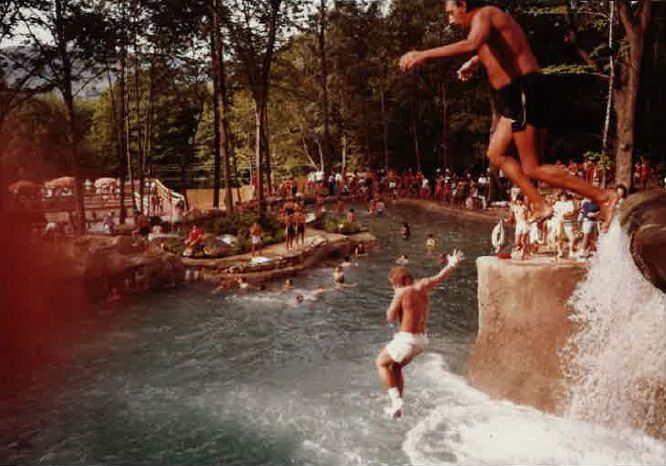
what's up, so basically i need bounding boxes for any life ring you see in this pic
[491,219,505,253]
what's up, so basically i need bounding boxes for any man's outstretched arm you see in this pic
[399,11,491,70]
[418,250,465,292]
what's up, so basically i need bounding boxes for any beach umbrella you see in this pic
[7,180,40,194]
[45,176,75,189]
[95,177,118,188]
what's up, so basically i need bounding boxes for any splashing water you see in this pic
[563,220,666,436]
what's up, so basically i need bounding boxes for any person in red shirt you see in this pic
[185,224,203,249]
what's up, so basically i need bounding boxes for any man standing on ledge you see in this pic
[376,249,464,418]
[399,0,618,230]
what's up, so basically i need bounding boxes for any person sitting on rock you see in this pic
[107,287,122,304]
[184,224,203,249]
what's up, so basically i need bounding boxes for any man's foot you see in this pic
[384,404,403,419]
[599,190,620,233]
[527,204,553,224]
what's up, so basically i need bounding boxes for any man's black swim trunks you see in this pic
[495,73,550,132]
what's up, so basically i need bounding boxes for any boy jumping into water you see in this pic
[376,249,464,418]
[399,0,618,230]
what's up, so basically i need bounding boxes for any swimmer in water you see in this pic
[340,256,355,268]
[237,277,253,290]
[333,266,357,289]
[400,222,411,240]
[376,249,465,418]
[396,254,409,266]
[426,233,436,250]
[282,278,295,291]
[334,266,346,288]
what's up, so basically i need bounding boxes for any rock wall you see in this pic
[467,257,586,413]
[57,235,185,300]
[619,190,666,292]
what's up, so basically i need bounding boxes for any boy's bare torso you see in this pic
[395,284,430,334]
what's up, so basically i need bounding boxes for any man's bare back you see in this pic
[473,6,541,89]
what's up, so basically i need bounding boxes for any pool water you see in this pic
[2,205,664,465]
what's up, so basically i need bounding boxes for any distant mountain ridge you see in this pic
[1,45,110,100]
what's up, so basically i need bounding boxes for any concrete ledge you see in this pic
[467,256,586,413]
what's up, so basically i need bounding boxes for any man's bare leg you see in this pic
[487,118,552,221]
[513,126,619,231]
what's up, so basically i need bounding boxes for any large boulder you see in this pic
[619,190,666,292]
[201,234,231,258]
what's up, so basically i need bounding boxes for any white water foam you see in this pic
[563,220,666,435]
[403,354,666,466]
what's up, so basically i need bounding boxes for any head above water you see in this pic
[389,266,414,288]
[445,0,489,27]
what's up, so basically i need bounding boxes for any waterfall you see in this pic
[563,220,666,437]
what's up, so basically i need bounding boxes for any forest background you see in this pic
[1,0,664,212]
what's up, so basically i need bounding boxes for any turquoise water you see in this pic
[2,206,665,465]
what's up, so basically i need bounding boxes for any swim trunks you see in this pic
[385,332,428,364]
[496,73,550,132]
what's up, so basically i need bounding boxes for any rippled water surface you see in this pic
[2,205,665,465]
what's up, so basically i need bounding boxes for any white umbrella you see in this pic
[95,177,118,188]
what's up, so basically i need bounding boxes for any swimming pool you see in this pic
[1,205,664,465]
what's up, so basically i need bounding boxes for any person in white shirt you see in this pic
[552,191,576,259]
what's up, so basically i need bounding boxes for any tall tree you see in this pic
[17,0,106,232]
[614,0,652,187]
[211,0,233,211]
[225,0,302,214]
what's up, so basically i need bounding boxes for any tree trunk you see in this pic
[380,88,389,170]
[55,0,85,233]
[132,24,144,213]
[261,104,272,193]
[488,94,503,202]
[602,1,616,157]
[614,0,652,188]
[124,62,136,212]
[341,132,347,172]
[211,26,222,209]
[217,12,234,213]
[318,0,331,171]
[107,64,127,223]
[254,102,264,215]
[143,63,154,213]
[439,80,449,170]
[411,75,421,172]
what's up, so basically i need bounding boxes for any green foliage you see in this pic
[584,150,613,172]
[312,213,363,235]
[5,0,665,190]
